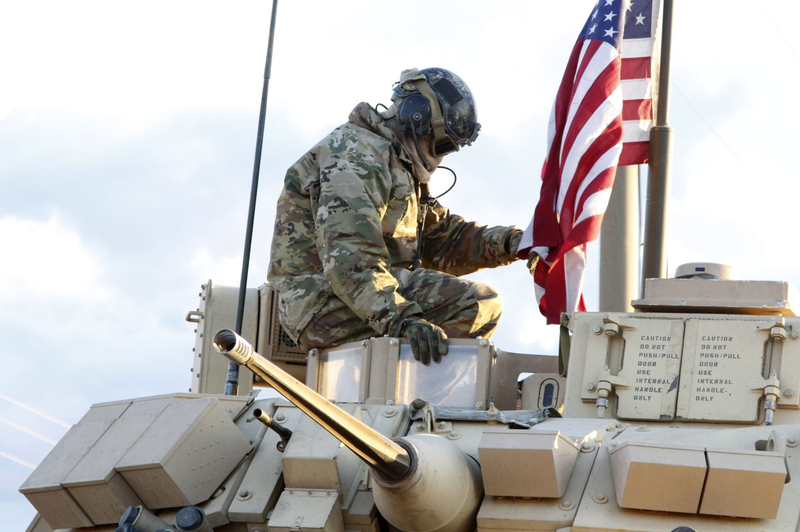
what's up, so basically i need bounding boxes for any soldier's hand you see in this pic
[527,251,539,277]
[402,319,448,365]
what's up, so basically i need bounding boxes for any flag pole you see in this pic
[641,0,674,294]
[599,165,639,312]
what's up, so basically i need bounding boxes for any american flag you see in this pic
[520,0,661,324]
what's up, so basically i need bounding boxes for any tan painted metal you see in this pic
[213,328,412,481]
[371,434,484,532]
[479,429,580,498]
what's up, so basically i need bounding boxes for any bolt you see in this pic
[788,438,798,448]
[362,340,369,347]
[447,431,461,440]
[792,330,800,339]
[437,421,447,429]
[586,383,597,392]
[309,348,318,357]
[592,325,603,334]
[475,401,484,409]
[593,493,608,504]
[386,399,395,406]
[559,500,574,511]
[415,424,424,432]
[479,339,489,348]
[275,413,286,422]
[384,408,396,417]
[390,338,399,347]
[785,389,795,398]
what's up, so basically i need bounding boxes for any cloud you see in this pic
[0,215,106,300]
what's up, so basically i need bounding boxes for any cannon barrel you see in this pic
[213,329,411,481]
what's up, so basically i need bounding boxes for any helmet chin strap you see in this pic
[409,126,432,172]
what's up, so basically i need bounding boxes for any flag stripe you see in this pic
[620,38,653,58]
[558,49,622,212]
[620,78,652,100]
[560,116,622,235]
[619,141,649,166]
[622,119,651,141]
[621,56,652,79]
[622,98,652,120]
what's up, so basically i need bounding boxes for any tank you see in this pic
[18,266,800,532]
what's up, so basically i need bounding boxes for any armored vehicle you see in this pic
[19,262,800,532]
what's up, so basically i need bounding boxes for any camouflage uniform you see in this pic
[268,103,522,349]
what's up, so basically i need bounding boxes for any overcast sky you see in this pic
[3,1,800,529]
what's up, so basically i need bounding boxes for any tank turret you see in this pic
[21,271,800,532]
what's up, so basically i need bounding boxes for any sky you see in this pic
[2,0,800,530]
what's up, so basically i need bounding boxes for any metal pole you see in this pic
[599,165,639,312]
[641,0,674,296]
[226,0,279,396]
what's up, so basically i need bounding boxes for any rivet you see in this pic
[559,500,574,511]
[384,408,396,418]
[386,399,395,406]
[275,413,286,422]
[447,431,461,440]
[475,401,484,409]
[479,339,489,348]
[592,325,603,334]
[788,438,798,448]
[593,493,608,504]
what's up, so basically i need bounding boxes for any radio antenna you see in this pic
[226,0,280,396]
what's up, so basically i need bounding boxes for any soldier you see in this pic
[268,67,528,365]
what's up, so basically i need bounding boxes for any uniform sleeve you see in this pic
[420,198,522,276]
[314,129,423,335]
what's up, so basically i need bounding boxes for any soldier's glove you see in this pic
[401,318,448,365]
[527,251,540,277]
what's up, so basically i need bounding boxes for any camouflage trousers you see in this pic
[298,268,503,350]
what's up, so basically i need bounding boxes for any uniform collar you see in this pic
[348,103,413,166]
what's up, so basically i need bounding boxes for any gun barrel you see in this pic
[213,329,411,480]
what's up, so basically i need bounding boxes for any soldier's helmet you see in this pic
[392,67,481,156]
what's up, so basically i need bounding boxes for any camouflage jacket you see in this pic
[268,103,521,341]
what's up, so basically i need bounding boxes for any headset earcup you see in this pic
[398,94,432,138]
